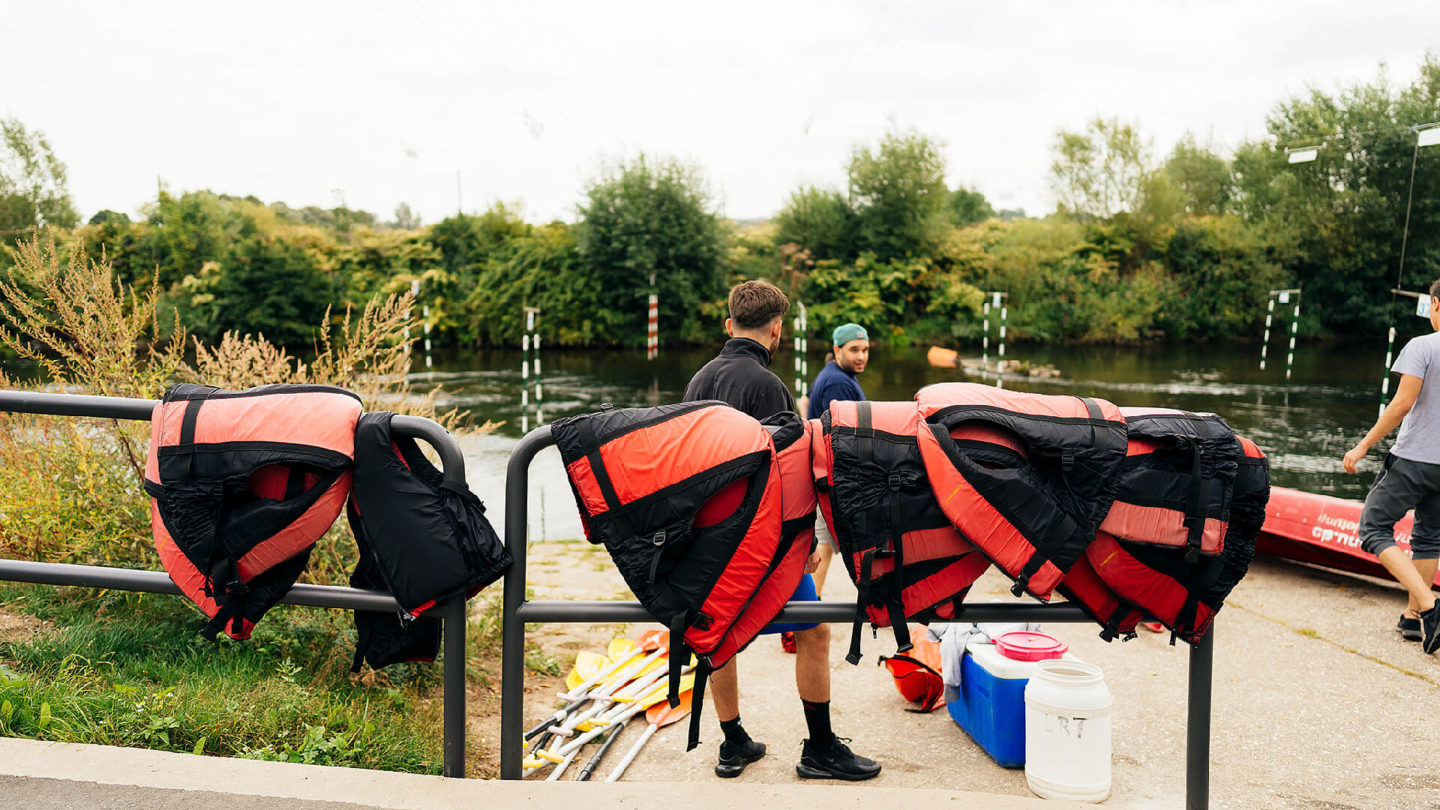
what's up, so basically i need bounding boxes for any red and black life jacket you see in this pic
[1084,417,1269,644]
[345,411,512,671]
[144,384,361,640]
[552,401,810,748]
[814,400,991,665]
[915,383,1127,601]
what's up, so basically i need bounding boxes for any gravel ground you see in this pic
[507,543,1440,809]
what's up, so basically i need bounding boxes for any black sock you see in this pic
[720,716,751,746]
[802,700,834,746]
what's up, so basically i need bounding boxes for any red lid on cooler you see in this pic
[994,631,1068,661]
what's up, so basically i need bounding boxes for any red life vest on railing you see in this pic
[552,401,808,749]
[814,400,990,665]
[915,383,1127,601]
[144,384,361,640]
[1084,418,1269,644]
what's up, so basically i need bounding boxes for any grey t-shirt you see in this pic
[1390,331,1440,464]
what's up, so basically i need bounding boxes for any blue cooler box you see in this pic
[947,641,1073,768]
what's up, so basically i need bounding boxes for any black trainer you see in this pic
[715,738,766,778]
[796,736,881,781]
[1397,613,1422,642]
[1422,603,1440,655]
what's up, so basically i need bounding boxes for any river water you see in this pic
[418,340,1395,542]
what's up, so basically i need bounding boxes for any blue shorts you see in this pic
[758,573,820,634]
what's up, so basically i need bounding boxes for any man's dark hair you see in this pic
[728,280,790,330]
[1430,278,1440,299]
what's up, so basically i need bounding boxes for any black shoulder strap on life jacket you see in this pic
[844,402,911,666]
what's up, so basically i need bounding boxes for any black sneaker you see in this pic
[796,736,881,781]
[1397,614,1422,642]
[1422,603,1440,655]
[715,738,766,778]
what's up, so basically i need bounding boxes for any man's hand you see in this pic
[1343,443,1369,474]
[805,549,822,574]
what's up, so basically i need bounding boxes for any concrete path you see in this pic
[0,736,1095,810]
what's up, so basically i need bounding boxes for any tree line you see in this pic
[3,55,1438,350]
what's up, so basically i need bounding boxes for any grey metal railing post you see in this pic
[0,390,471,779]
[1187,627,1214,810]
[500,425,551,780]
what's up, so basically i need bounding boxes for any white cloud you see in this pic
[2,0,1436,224]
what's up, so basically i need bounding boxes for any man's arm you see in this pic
[1343,373,1422,473]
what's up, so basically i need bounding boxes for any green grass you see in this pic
[0,583,443,773]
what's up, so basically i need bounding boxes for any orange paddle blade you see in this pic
[927,346,958,368]
[635,628,669,652]
[645,689,692,726]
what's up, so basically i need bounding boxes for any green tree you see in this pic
[576,155,724,345]
[1050,117,1152,218]
[1163,135,1233,215]
[773,186,856,261]
[1234,55,1440,336]
[848,129,951,261]
[0,117,79,237]
[947,186,995,227]
[178,235,337,346]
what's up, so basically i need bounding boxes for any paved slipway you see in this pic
[513,543,1440,809]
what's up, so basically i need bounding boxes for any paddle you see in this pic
[526,631,666,741]
[547,674,694,760]
[604,688,694,782]
[555,645,670,735]
[558,630,665,701]
[576,718,630,781]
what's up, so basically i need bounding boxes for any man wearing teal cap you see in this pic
[803,323,870,599]
[807,323,869,420]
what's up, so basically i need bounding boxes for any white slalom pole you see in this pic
[982,300,990,378]
[1260,297,1275,370]
[997,301,1008,390]
[1286,300,1300,381]
[799,301,808,396]
[1381,325,1396,419]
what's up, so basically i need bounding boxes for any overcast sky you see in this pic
[4,1,1438,226]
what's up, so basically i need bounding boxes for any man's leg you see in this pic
[1360,458,1438,612]
[793,622,831,703]
[710,658,765,778]
[792,621,880,781]
[1411,558,1440,615]
[711,657,739,723]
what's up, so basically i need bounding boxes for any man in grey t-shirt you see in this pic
[1344,278,1440,653]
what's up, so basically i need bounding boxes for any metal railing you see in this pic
[499,425,1215,810]
[0,390,470,778]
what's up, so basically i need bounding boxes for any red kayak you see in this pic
[1259,486,1440,590]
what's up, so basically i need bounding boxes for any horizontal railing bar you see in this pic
[0,390,157,420]
[514,599,1091,624]
[0,559,401,612]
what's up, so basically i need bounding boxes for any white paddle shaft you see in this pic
[605,723,659,782]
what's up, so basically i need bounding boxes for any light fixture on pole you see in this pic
[1285,146,1321,164]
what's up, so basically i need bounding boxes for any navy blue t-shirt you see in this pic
[807,361,866,420]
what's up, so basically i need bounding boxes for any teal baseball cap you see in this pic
[832,323,868,347]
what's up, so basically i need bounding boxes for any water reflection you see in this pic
[417,340,1393,538]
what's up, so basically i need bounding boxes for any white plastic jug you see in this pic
[1024,658,1112,803]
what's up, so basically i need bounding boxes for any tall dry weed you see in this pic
[0,235,488,576]
[0,237,178,563]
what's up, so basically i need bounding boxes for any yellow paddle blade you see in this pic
[522,756,546,770]
[535,747,566,764]
[566,651,612,692]
[607,637,635,659]
[635,674,695,709]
